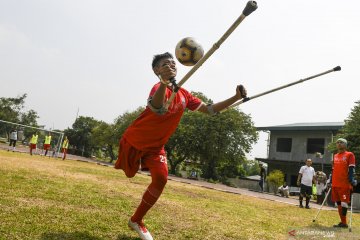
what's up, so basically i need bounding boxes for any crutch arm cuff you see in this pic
[147,97,167,115]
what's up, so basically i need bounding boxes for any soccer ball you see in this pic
[175,37,204,66]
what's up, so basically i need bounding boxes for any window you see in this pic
[276,138,292,152]
[307,138,325,154]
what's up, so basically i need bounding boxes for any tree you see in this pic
[91,121,117,162]
[330,101,360,172]
[113,107,145,141]
[0,94,27,122]
[165,92,258,181]
[0,94,39,139]
[64,116,100,157]
[267,170,285,194]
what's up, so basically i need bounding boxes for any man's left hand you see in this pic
[236,85,247,99]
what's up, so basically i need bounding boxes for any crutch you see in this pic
[312,187,331,222]
[349,192,354,232]
[163,1,258,111]
[226,66,341,111]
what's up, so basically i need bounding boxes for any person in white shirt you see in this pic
[278,182,289,198]
[297,159,316,209]
[8,129,17,152]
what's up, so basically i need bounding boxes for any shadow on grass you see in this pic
[116,234,141,240]
[40,231,141,240]
[40,231,103,240]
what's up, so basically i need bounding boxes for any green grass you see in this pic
[0,150,359,240]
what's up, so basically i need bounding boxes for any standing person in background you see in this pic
[8,129,17,152]
[51,141,58,158]
[29,132,38,155]
[43,132,52,157]
[61,136,69,160]
[315,171,327,204]
[297,159,316,209]
[331,138,357,228]
[259,163,266,192]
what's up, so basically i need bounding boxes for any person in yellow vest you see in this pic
[61,136,69,160]
[29,132,38,155]
[43,132,52,157]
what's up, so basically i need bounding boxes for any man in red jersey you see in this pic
[331,138,357,228]
[115,52,247,240]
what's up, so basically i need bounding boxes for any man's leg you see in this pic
[332,187,348,227]
[8,140,12,151]
[284,189,289,198]
[62,149,67,160]
[299,185,304,207]
[131,154,168,223]
[305,186,311,208]
[338,188,351,226]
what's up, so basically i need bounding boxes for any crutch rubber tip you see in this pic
[349,228,352,232]
[312,220,315,222]
[242,1,258,16]
[333,66,341,71]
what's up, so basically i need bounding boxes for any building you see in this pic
[255,122,344,187]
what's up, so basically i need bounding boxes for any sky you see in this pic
[1,0,360,158]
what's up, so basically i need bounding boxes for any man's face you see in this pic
[306,159,312,166]
[154,58,177,77]
[336,141,346,151]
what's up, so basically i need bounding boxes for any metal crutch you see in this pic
[312,187,331,222]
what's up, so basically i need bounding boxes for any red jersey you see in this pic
[332,151,356,188]
[123,82,202,151]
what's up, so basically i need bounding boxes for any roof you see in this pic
[256,122,344,131]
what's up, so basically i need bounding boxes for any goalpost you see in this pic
[0,119,64,156]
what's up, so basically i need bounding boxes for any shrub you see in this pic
[267,170,285,194]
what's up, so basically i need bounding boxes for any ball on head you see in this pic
[175,37,204,66]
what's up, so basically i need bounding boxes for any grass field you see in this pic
[0,150,359,240]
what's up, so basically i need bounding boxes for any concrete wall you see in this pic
[268,130,334,164]
[228,177,265,191]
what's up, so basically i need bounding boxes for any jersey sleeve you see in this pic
[149,83,161,98]
[184,90,202,111]
[299,166,304,174]
[348,152,356,167]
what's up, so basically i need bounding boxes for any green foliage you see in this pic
[91,121,117,161]
[243,160,261,176]
[330,100,360,172]
[166,104,258,182]
[267,170,285,194]
[0,94,39,140]
[113,107,145,141]
[64,116,101,157]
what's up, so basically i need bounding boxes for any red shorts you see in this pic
[115,137,167,178]
[30,144,37,149]
[61,148,68,153]
[43,144,51,150]
[332,186,351,203]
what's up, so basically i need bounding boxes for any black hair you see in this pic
[152,52,173,69]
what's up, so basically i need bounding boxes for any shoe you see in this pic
[305,205,310,209]
[128,219,153,240]
[299,205,304,208]
[333,222,348,228]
